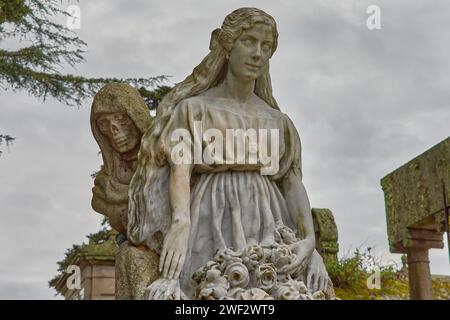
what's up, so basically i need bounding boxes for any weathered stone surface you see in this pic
[406,247,434,300]
[115,240,160,300]
[312,208,339,262]
[90,82,152,234]
[381,137,450,252]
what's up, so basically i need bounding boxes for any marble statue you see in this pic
[127,7,335,300]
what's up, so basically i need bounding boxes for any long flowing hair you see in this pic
[127,8,281,250]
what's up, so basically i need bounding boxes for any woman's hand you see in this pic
[146,278,185,300]
[159,220,190,279]
[278,238,314,275]
[306,250,329,293]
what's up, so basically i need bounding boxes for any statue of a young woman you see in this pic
[128,8,332,299]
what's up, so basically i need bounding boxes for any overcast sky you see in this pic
[0,0,449,299]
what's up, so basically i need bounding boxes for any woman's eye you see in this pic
[262,43,271,51]
[242,38,253,45]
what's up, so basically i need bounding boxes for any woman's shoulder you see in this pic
[251,95,287,120]
[179,89,234,113]
[177,91,223,110]
[177,95,204,107]
[172,95,207,117]
[196,86,223,99]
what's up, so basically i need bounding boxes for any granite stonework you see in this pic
[115,241,160,299]
[381,137,450,300]
[90,82,152,234]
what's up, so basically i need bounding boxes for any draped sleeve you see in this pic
[159,98,202,167]
[270,113,302,182]
[127,98,197,253]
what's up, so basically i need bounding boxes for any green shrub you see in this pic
[326,247,400,292]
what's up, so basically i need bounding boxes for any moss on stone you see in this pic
[381,137,450,252]
[49,224,117,294]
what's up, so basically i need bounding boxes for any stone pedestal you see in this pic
[115,240,160,299]
[53,232,117,300]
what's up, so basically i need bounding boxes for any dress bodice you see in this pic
[159,95,302,180]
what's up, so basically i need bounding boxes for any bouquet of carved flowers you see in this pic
[191,226,334,300]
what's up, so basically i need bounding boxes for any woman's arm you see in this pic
[282,170,329,293]
[159,163,192,279]
[282,170,315,246]
[277,169,316,275]
[169,164,192,225]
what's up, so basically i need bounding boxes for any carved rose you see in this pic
[198,287,215,300]
[191,268,205,285]
[274,226,297,245]
[242,245,265,271]
[224,262,249,288]
[246,288,274,300]
[227,287,246,299]
[255,263,277,292]
[204,260,221,272]
[270,245,293,270]
[234,288,274,300]
[192,260,221,284]
[214,248,242,269]
[244,245,265,261]
[272,282,301,300]
[192,243,335,300]
[197,269,229,300]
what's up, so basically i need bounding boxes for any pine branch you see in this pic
[0,58,167,106]
[0,1,170,107]
[0,134,16,156]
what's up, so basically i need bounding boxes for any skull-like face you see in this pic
[96,112,140,154]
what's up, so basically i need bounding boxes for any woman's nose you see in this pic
[252,44,262,59]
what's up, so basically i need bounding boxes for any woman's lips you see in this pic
[245,63,261,70]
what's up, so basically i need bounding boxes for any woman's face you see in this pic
[96,112,140,154]
[228,23,274,82]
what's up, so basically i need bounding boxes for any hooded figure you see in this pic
[90,83,151,234]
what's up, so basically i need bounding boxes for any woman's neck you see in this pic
[220,71,256,104]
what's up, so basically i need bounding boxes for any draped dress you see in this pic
[154,94,304,294]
